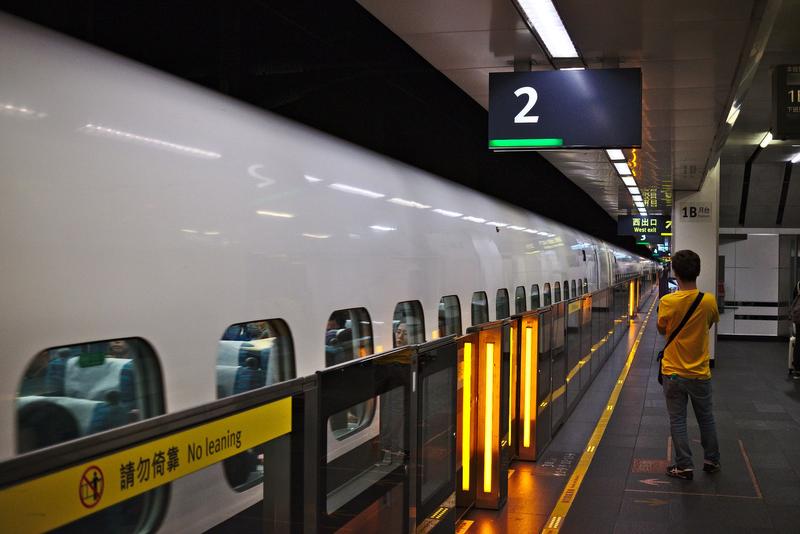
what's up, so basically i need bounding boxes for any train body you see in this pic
[0,14,654,532]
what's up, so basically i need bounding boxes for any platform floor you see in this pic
[463,295,800,534]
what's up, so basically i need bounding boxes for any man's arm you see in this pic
[657,299,668,335]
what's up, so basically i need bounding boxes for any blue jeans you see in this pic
[663,375,720,469]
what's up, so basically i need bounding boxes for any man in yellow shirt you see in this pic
[657,250,720,480]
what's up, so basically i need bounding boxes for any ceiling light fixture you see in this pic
[614,162,632,175]
[792,153,800,164]
[463,216,487,223]
[369,225,396,232]
[514,0,579,58]
[559,67,585,71]
[628,187,640,195]
[606,149,625,161]
[621,176,637,187]
[726,104,740,126]
[759,131,773,148]
[632,195,643,203]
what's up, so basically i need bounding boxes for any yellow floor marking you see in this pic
[541,297,656,534]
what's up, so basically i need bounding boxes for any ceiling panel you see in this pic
[358,0,770,219]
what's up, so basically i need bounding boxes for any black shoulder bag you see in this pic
[657,292,704,385]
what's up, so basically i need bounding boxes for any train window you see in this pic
[438,295,462,337]
[563,280,570,300]
[584,278,589,294]
[17,338,163,453]
[17,338,166,532]
[325,308,376,441]
[496,288,510,320]
[217,319,295,491]
[543,283,552,306]
[572,280,577,297]
[471,291,489,325]
[393,300,425,347]
[515,286,527,314]
[531,284,541,309]
[554,282,562,302]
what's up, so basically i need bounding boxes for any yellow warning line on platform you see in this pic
[542,298,656,534]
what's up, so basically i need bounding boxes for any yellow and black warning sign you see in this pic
[0,397,291,533]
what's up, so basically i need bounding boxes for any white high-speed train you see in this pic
[0,13,654,533]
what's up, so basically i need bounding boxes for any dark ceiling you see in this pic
[1,0,649,253]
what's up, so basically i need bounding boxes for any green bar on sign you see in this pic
[489,138,564,148]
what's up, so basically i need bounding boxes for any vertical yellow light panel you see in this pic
[508,325,516,449]
[519,316,539,461]
[628,281,635,318]
[483,342,494,494]
[476,325,503,509]
[462,342,472,492]
[523,326,533,448]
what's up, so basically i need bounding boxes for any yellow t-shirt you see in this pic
[657,289,719,379]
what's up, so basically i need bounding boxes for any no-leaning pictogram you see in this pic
[79,466,104,508]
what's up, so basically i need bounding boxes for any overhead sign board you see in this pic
[488,69,641,150]
[618,215,671,237]
[772,65,800,140]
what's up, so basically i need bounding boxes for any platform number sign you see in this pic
[488,69,642,150]
[678,202,711,222]
[514,87,539,123]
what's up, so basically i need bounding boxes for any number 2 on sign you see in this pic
[514,86,539,123]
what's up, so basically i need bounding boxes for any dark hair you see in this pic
[671,250,700,282]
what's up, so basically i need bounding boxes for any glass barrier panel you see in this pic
[565,300,582,412]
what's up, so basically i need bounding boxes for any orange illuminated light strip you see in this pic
[462,342,472,491]
[509,326,515,445]
[523,326,533,448]
[483,342,495,493]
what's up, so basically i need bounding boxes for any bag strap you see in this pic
[663,291,704,351]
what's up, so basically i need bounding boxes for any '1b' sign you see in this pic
[488,69,642,150]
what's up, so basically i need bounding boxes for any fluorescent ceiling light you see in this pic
[559,67,584,71]
[627,187,640,195]
[638,210,648,216]
[303,174,322,183]
[486,221,508,227]
[726,104,740,126]
[180,229,198,234]
[508,225,526,231]
[302,233,330,239]
[329,183,385,199]
[631,194,643,202]
[759,131,773,148]
[524,229,538,234]
[606,149,625,161]
[433,208,463,217]
[634,201,645,208]
[257,210,294,218]
[369,225,396,232]
[614,162,632,175]
[516,0,579,58]
[621,176,637,187]
[792,153,800,164]
[203,231,220,236]
[463,216,486,223]
[388,197,431,209]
